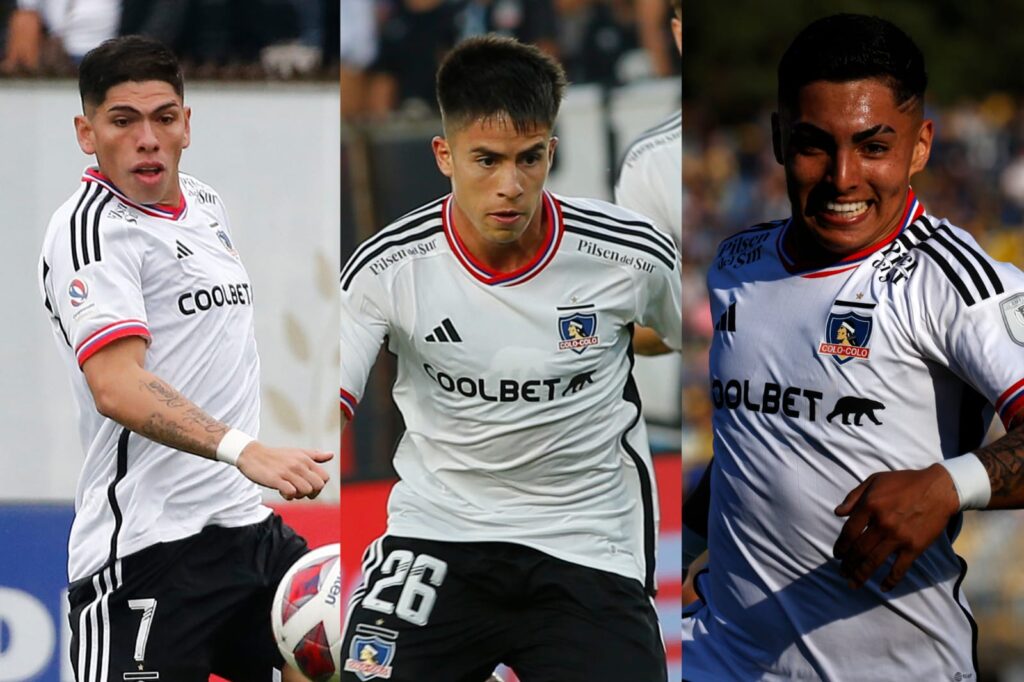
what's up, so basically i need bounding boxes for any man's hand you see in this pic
[236,443,333,500]
[833,464,959,591]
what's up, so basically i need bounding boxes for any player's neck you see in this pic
[451,202,548,273]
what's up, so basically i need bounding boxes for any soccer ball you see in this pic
[271,543,342,681]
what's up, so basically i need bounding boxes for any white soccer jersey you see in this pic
[682,190,1024,681]
[39,168,270,583]
[615,110,682,249]
[340,191,682,589]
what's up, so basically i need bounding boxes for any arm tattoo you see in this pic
[139,378,228,456]
[977,423,1024,508]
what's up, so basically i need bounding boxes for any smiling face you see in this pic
[432,114,557,247]
[75,79,190,205]
[772,78,933,255]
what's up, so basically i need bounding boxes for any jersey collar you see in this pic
[778,188,924,278]
[83,167,188,221]
[442,190,564,286]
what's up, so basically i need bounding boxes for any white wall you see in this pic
[0,81,340,501]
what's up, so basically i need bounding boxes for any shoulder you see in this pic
[42,179,140,271]
[340,195,447,292]
[618,110,682,173]
[558,194,677,271]
[899,214,1014,308]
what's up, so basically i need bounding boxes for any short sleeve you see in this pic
[636,245,683,351]
[339,266,390,420]
[912,228,1024,430]
[46,215,150,368]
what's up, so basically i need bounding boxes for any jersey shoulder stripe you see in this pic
[560,199,677,268]
[622,111,681,155]
[340,199,445,291]
[910,217,1004,306]
[69,183,116,271]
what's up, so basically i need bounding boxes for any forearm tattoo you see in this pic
[140,379,228,455]
[977,423,1024,508]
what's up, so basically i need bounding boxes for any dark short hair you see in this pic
[436,35,567,134]
[778,14,927,111]
[79,35,184,110]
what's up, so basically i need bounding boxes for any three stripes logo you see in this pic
[426,318,462,343]
[176,240,194,259]
[714,302,736,332]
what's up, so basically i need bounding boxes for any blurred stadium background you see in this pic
[337,0,681,679]
[684,2,1024,681]
[0,3,340,680]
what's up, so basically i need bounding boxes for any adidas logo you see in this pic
[714,302,736,332]
[426,318,462,343]
[176,240,194,259]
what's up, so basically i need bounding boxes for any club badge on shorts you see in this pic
[345,625,397,681]
[819,303,874,365]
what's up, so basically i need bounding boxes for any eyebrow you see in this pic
[791,122,896,143]
[105,101,181,116]
[470,142,547,157]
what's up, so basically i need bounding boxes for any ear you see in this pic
[432,136,453,178]
[909,118,933,176]
[548,136,558,165]
[671,17,682,55]
[771,112,783,165]
[182,105,192,150]
[75,114,95,155]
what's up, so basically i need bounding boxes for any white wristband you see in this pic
[939,453,991,511]
[216,428,255,466]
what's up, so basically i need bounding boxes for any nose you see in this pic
[137,119,159,152]
[497,163,523,200]
[829,147,859,193]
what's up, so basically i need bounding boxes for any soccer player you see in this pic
[615,0,681,250]
[682,13,1024,680]
[339,35,681,682]
[37,36,332,681]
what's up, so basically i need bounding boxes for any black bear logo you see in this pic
[826,397,885,426]
[562,370,596,396]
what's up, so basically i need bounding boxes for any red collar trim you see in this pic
[83,168,188,220]
[779,188,924,278]
[442,191,563,286]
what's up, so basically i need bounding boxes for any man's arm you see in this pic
[632,325,672,356]
[84,336,332,500]
[833,421,1024,591]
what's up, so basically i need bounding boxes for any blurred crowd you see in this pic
[339,0,679,121]
[0,0,340,79]
[682,96,1024,679]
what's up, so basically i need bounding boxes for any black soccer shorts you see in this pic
[342,536,667,682]
[68,514,308,682]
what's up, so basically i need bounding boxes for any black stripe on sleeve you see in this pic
[565,224,675,269]
[560,198,676,254]
[107,428,131,565]
[340,204,445,283]
[69,185,92,271]
[91,193,113,264]
[938,225,1004,297]
[930,230,990,301]
[915,242,975,306]
[341,225,444,291]
[79,186,103,267]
